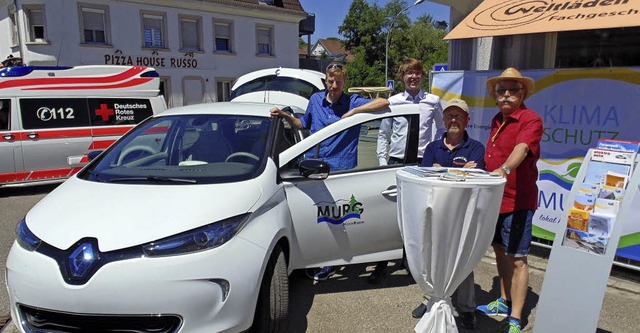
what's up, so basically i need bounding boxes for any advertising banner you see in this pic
[431,67,640,263]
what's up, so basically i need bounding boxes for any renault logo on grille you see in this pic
[68,242,97,278]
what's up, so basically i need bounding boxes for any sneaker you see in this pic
[458,311,477,329]
[476,298,510,317]
[507,321,521,333]
[368,262,387,284]
[411,303,427,318]
[313,266,336,281]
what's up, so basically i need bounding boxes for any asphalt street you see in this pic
[1,185,640,333]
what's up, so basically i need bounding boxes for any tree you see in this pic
[339,0,386,67]
[398,14,448,92]
[299,37,308,49]
[338,0,448,91]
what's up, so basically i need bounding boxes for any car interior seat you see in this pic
[189,126,233,163]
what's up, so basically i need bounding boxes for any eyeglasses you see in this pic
[326,63,344,71]
[495,88,522,95]
[444,113,466,120]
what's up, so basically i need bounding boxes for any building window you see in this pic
[79,4,110,45]
[555,27,640,68]
[216,79,233,102]
[180,16,202,52]
[8,6,18,46]
[214,20,233,53]
[24,5,46,43]
[142,12,166,49]
[256,25,274,56]
[183,77,205,106]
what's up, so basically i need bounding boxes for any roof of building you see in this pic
[313,39,354,62]
[215,0,305,14]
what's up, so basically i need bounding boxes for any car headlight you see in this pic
[142,213,251,257]
[16,218,42,251]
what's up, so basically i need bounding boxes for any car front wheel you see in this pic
[249,244,289,333]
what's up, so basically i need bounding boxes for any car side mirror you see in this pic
[87,150,103,161]
[299,159,330,179]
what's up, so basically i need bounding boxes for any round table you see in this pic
[396,167,506,333]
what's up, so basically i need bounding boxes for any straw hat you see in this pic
[486,67,535,100]
[444,98,469,114]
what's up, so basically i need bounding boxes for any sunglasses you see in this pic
[326,63,344,71]
[495,88,522,95]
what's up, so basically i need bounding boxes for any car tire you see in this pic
[249,244,289,333]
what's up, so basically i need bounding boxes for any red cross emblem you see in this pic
[95,104,114,121]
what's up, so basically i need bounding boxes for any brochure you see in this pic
[597,185,625,200]
[574,190,596,211]
[604,171,627,189]
[567,207,590,231]
[583,149,634,186]
[596,138,640,153]
[562,228,606,255]
[593,198,620,215]
[588,212,615,238]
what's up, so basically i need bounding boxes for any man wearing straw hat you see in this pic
[476,68,543,333]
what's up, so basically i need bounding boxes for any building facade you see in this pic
[0,0,307,107]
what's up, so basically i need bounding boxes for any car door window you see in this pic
[286,115,418,174]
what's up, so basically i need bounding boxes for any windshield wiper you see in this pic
[109,176,197,184]
[87,170,107,183]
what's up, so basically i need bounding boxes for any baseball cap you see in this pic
[444,98,469,114]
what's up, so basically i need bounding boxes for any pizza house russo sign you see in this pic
[471,0,636,31]
[104,54,198,68]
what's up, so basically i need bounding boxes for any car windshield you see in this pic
[230,75,322,100]
[80,114,271,185]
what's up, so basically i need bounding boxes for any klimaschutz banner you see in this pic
[431,67,640,262]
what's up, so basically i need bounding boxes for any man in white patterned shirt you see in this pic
[376,58,445,166]
[368,58,446,284]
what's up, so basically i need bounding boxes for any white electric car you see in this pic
[6,101,422,333]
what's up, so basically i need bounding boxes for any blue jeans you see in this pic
[492,210,534,257]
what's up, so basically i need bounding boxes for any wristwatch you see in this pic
[500,165,511,175]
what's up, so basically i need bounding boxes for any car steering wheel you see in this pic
[117,145,156,165]
[225,152,260,163]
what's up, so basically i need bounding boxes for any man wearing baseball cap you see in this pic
[420,98,485,169]
[411,98,484,329]
[477,68,543,333]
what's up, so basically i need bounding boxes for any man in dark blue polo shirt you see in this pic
[421,98,485,170]
[414,98,485,329]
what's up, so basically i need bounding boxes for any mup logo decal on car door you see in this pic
[315,195,364,226]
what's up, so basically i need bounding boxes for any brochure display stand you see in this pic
[534,143,639,333]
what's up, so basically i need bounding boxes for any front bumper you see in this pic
[6,236,267,333]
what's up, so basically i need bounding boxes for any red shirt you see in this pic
[485,105,543,214]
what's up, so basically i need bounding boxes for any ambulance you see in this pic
[0,65,166,187]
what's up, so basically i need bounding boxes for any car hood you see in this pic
[25,177,263,252]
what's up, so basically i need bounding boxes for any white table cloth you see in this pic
[396,167,506,333]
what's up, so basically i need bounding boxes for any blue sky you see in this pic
[298,0,451,44]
